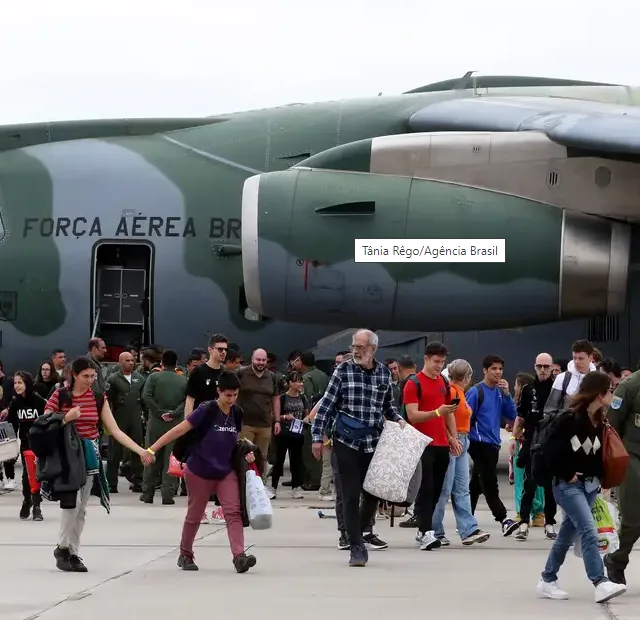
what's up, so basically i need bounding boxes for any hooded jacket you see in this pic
[543,360,597,416]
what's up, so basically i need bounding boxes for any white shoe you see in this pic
[200,514,210,524]
[594,580,626,603]
[290,488,304,499]
[3,478,16,491]
[319,493,334,501]
[419,530,441,551]
[536,579,568,600]
[265,486,276,499]
[210,506,226,524]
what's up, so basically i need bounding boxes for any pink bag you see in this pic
[167,453,185,478]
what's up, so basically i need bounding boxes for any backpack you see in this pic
[529,409,569,486]
[557,371,573,410]
[400,373,451,419]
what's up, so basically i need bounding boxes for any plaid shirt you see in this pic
[311,358,401,453]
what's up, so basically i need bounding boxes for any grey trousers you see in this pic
[331,447,373,536]
[58,475,94,556]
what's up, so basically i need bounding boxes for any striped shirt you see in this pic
[45,387,103,440]
[311,359,401,453]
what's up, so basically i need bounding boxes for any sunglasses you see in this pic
[535,364,551,369]
[214,346,227,352]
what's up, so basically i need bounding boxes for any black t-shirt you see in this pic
[186,364,222,408]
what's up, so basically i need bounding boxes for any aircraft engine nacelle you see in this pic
[241,168,630,331]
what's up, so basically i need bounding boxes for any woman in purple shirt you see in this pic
[146,371,257,573]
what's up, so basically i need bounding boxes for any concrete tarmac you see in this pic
[0,473,638,620]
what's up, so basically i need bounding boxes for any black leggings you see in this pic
[0,456,17,480]
[271,433,304,489]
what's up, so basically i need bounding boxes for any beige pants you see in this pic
[240,426,272,483]
[58,474,94,556]
[320,444,334,495]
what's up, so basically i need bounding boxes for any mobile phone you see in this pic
[451,397,461,405]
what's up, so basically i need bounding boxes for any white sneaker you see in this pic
[319,493,334,501]
[265,486,276,499]
[419,530,441,551]
[200,513,210,524]
[290,488,304,499]
[3,478,16,491]
[536,579,568,600]
[210,506,226,524]
[594,580,626,603]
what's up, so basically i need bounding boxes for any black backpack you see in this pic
[529,409,569,486]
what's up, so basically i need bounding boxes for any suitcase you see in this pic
[0,421,19,463]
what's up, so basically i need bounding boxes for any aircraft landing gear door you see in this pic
[98,267,146,326]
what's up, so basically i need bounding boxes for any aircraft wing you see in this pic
[409,96,640,158]
[0,116,228,152]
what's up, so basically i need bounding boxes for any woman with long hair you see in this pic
[0,371,47,520]
[44,356,153,572]
[34,361,59,399]
[537,371,626,603]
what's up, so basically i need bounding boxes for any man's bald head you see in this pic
[534,352,553,381]
[119,351,135,374]
[252,348,268,372]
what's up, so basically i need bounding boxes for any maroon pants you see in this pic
[180,469,244,559]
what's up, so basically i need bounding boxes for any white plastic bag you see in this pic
[363,421,431,503]
[573,494,619,558]
[246,469,273,530]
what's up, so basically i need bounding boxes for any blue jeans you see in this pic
[542,480,605,586]
[433,434,478,540]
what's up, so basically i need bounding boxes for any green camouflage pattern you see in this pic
[0,78,638,368]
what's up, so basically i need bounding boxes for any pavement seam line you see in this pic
[22,526,227,620]
[601,602,620,620]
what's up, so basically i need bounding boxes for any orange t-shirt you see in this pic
[450,384,472,433]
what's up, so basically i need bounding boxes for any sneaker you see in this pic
[139,495,153,504]
[32,505,43,522]
[604,553,626,585]
[290,488,304,499]
[3,478,16,491]
[200,513,210,524]
[211,506,226,524]
[20,500,31,520]
[461,529,491,545]
[437,536,450,546]
[338,533,350,550]
[376,510,389,520]
[536,579,569,600]
[69,554,88,572]
[233,553,257,573]
[54,546,73,572]
[544,524,557,540]
[515,523,529,541]
[177,554,199,571]
[502,518,519,537]
[419,530,441,551]
[594,580,626,603]
[399,514,418,528]
[265,486,276,499]
[363,533,388,550]
[349,543,368,567]
[319,493,334,502]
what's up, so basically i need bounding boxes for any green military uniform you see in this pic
[141,368,187,502]
[105,368,145,491]
[302,366,330,488]
[605,371,640,583]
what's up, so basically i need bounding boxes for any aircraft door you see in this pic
[98,267,145,325]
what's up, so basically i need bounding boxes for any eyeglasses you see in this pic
[214,347,227,352]
[535,364,551,369]
[349,344,369,351]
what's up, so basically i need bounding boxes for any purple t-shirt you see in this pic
[186,401,243,480]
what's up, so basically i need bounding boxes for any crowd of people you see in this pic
[0,332,638,606]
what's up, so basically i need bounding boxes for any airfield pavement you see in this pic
[1,463,639,620]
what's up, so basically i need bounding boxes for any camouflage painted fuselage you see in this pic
[0,80,638,369]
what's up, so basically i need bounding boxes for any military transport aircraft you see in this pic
[1,72,639,368]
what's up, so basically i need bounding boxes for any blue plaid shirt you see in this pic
[311,358,401,453]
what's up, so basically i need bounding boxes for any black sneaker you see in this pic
[32,505,43,522]
[363,532,388,550]
[54,546,73,572]
[502,518,519,537]
[399,514,418,528]
[604,553,626,585]
[338,533,350,550]
[69,555,88,572]
[177,554,199,571]
[233,553,257,573]
[139,495,153,504]
[349,543,368,567]
[19,500,31,520]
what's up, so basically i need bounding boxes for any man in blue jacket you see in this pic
[466,354,519,537]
